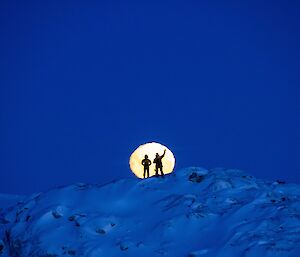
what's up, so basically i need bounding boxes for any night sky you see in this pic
[1,0,299,194]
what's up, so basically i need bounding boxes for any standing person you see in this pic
[141,155,152,178]
[153,149,166,177]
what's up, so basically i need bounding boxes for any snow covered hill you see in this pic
[0,167,300,257]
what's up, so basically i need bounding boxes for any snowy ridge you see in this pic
[0,195,24,210]
[0,167,300,257]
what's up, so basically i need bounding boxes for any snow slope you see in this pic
[0,194,24,209]
[0,167,300,257]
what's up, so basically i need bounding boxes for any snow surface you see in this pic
[0,167,300,257]
[0,194,24,209]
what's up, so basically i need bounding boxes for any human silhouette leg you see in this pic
[144,167,150,178]
[155,166,159,176]
[160,167,164,176]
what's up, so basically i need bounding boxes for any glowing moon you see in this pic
[129,142,175,178]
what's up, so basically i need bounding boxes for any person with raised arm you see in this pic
[153,149,166,177]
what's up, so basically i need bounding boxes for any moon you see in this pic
[129,142,175,178]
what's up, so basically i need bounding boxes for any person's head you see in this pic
[156,153,159,157]
[145,155,148,159]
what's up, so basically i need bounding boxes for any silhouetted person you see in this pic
[141,155,152,178]
[154,149,166,176]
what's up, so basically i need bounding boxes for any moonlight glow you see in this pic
[129,142,175,178]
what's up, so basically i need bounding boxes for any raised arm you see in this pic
[161,149,166,158]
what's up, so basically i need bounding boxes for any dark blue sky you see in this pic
[1,0,299,194]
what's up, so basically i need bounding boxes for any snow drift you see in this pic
[0,167,300,257]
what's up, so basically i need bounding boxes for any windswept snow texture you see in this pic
[0,167,300,257]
